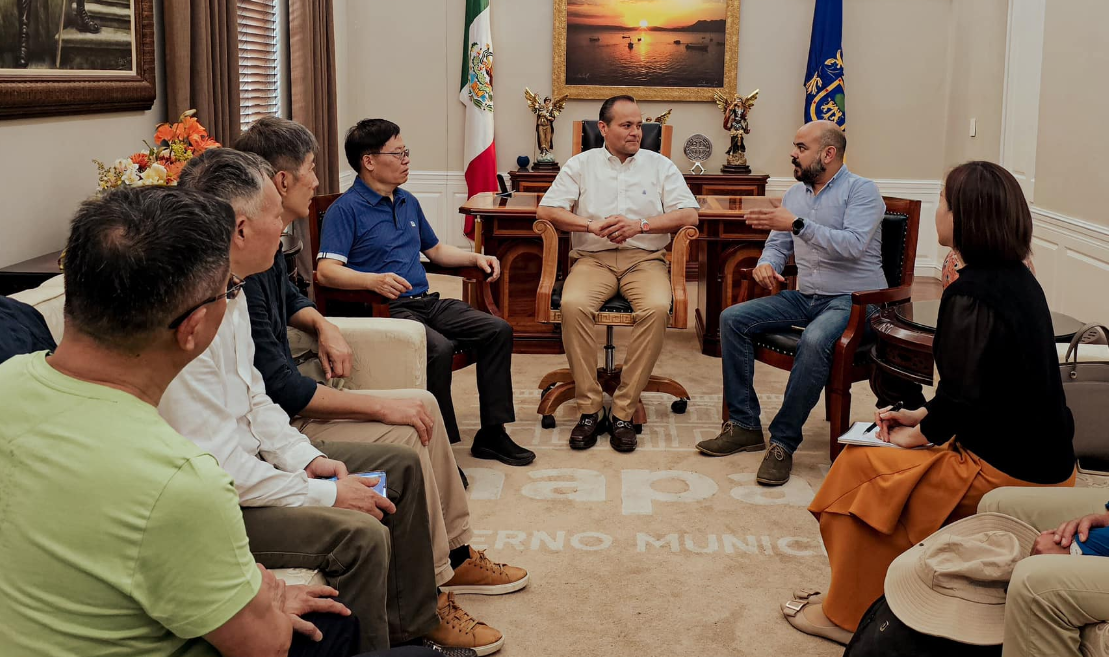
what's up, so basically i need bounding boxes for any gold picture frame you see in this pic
[552,0,739,102]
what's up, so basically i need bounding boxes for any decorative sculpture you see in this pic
[524,87,568,170]
[713,88,759,174]
[645,109,673,125]
[683,134,713,175]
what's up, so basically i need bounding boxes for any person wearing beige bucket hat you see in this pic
[884,512,1040,646]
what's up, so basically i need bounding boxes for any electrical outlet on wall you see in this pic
[969,118,977,138]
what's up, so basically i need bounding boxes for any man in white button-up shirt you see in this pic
[537,95,699,453]
[159,150,507,655]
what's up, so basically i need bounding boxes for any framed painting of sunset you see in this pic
[552,0,739,101]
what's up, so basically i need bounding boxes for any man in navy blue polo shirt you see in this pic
[317,118,534,467]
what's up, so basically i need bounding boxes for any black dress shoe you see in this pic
[471,427,536,466]
[609,415,637,453]
[569,410,606,450]
[74,4,101,33]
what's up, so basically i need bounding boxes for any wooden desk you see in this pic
[509,170,769,279]
[459,193,775,355]
[0,250,63,296]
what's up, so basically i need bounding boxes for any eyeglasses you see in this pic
[371,148,411,161]
[167,275,245,329]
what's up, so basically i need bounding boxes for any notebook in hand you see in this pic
[837,422,933,449]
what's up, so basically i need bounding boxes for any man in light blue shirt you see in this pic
[697,120,886,486]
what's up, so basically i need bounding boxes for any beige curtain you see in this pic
[289,0,340,196]
[163,1,241,145]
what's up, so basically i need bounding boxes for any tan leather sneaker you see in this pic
[425,592,505,656]
[440,547,529,595]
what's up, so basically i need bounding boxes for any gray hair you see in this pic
[177,148,275,218]
[63,186,234,352]
[233,116,319,176]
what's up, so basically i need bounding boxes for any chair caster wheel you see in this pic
[671,399,688,414]
[541,415,556,429]
[633,423,643,435]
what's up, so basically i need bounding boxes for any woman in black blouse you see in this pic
[782,161,1076,645]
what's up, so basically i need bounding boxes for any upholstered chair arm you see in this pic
[289,317,427,391]
[533,219,560,324]
[669,225,699,329]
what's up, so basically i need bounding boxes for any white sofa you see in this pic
[9,275,428,586]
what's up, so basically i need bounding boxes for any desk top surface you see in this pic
[460,192,774,218]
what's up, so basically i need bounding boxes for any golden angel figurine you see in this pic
[713,89,759,172]
[524,88,568,163]
[645,109,673,125]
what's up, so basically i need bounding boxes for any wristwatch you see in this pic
[640,219,650,234]
[792,217,806,235]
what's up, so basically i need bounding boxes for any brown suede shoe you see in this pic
[425,592,504,656]
[609,415,637,452]
[695,421,766,456]
[440,546,529,595]
[569,411,605,450]
[756,443,793,486]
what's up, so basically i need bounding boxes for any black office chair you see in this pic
[571,120,673,157]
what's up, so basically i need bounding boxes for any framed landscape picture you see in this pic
[0,0,155,119]
[553,0,739,102]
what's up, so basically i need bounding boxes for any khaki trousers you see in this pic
[978,487,1109,657]
[293,388,473,587]
[560,248,671,419]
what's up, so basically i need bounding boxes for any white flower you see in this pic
[141,163,168,186]
[114,158,132,172]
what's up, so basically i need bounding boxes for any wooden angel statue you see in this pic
[525,88,568,164]
[714,89,759,173]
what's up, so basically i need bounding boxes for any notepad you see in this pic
[837,422,933,449]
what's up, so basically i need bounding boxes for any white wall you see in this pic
[0,0,166,269]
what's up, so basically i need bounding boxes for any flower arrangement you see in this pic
[94,109,220,191]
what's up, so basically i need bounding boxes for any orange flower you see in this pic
[188,133,221,154]
[154,122,174,144]
[177,116,205,141]
[163,160,186,183]
[130,152,149,169]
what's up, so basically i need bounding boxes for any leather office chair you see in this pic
[533,220,699,432]
[733,197,922,461]
[306,193,498,373]
[571,120,673,158]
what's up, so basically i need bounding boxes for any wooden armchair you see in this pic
[532,219,699,432]
[306,193,499,372]
[734,197,921,461]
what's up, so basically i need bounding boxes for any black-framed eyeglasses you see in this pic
[167,275,245,329]
[371,148,411,161]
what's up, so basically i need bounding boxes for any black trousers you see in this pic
[290,611,438,657]
[389,293,516,443]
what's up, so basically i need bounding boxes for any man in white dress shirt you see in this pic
[536,95,699,453]
[160,149,507,656]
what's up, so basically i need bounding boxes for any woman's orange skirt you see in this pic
[810,441,1075,632]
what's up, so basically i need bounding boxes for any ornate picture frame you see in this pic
[0,0,156,119]
[552,0,739,102]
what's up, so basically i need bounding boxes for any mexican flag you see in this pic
[459,0,497,240]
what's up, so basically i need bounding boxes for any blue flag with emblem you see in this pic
[804,0,846,128]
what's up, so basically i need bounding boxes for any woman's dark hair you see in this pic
[63,186,234,352]
[946,160,1032,266]
[344,119,401,172]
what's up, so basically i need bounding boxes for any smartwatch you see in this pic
[640,219,650,234]
[792,217,805,236]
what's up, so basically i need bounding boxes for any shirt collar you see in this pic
[353,176,402,207]
[805,164,849,194]
[603,145,636,166]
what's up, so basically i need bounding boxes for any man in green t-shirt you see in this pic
[0,187,371,657]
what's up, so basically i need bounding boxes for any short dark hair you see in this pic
[233,117,319,176]
[818,123,847,158]
[946,160,1032,266]
[599,95,637,124]
[177,148,275,217]
[63,186,234,352]
[344,119,400,171]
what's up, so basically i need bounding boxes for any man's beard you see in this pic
[793,157,825,185]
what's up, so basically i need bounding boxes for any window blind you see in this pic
[238,0,279,132]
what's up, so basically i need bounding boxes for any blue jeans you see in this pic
[720,290,872,454]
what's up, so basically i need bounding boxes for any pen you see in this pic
[865,401,903,434]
